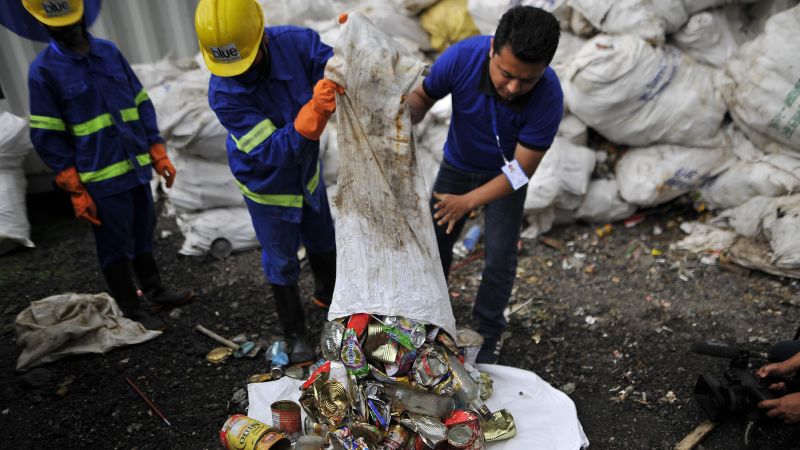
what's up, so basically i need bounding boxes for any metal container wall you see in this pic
[0,0,200,116]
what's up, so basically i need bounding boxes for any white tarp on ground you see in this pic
[718,4,800,154]
[324,13,456,336]
[615,144,733,207]
[563,34,727,148]
[248,364,589,449]
[176,207,259,257]
[15,293,161,371]
[0,111,35,251]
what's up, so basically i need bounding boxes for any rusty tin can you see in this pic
[444,410,483,450]
[271,400,301,441]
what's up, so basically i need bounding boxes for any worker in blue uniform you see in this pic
[195,0,340,364]
[407,6,564,363]
[24,0,194,331]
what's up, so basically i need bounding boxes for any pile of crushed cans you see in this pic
[221,313,517,450]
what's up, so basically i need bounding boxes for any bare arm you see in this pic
[433,143,546,233]
[406,83,437,125]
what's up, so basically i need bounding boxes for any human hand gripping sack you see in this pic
[294,79,345,141]
[55,167,101,226]
[149,143,176,188]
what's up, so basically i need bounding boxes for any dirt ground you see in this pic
[1,191,799,450]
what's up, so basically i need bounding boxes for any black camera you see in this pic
[691,340,800,422]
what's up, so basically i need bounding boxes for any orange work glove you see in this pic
[149,142,176,188]
[55,167,101,226]
[338,13,348,24]
[294,79,345,141]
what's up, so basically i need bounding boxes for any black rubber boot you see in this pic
[132,252,195,310]
[270,283,314,365]
[102,261,165,331]
[308,251,336,309]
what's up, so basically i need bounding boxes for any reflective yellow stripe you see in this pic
[233,118,277,153]
[120,108,139,122]
[70,113,113,136]
[78,153,152,184]
[235,180,303,208]
[307,161,320,193]
[30,115,66,131]
[134,89,149,106]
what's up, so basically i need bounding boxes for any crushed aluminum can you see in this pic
[330,427,370,450]
[443,410,483,450]
[366,397,390,429]
[400,413,447,448]
[478,371,493,402]
[435,331,460,356]
[482,409,516,442]
[350,422,384,447]
[247,373,272,383]
[347,313,371,337]
[318,380,351,426]
[365,333,400,364]
[303,416,330,440]
[284,366,305,380]
[442,352,481,406]
[321,320,346,361]
[381,422,411,450]
[302,361,330,390]
[341,328,369,378]
[207,346,234,364]
[412,345,449,387]
[219,414,291,450]
[426,326,440,343]
[384,325,416,350]
[393,347,418,377]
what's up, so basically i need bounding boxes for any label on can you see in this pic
[271,401,302,440]
[220,414,291,450]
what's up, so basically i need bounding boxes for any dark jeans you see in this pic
[430,161,527,341]
[92,183,156,269]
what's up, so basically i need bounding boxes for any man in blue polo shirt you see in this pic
[407,6,563,363]
[196,0,342,364]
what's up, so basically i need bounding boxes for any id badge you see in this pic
[501,159,530,191]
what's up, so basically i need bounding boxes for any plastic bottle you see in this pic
[386,384,455,418]
[267,341,289,378]
[462,224,482,252]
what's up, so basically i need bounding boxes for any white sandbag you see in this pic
[616,144,733,207]
[15,293,161,371]
[166,151,243,213]
[717,194,800,268]
[357,0,433,51]
[718,5,800,153]
[468,0,572,35]
[325,13,456,336]
[257,0,337,26]
[176,207,259,257]
[729,236,800,279]
[0,112,34,250]
[563,35,727,148]
[672,10,739,67]
[148,70,229,162]
[557,113,587,146]
[566,0,677,44]
[525,137,596,212]
[521,206,556,239]
[248,364,589,450]
[574,178,637,223]
[551,32,587,81]
[131,57,198,91]
[684,0,760,15]
[391,0,440,15]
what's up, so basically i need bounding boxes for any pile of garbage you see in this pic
[228,314,520,450]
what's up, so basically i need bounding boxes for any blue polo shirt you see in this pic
[422,35,563,173]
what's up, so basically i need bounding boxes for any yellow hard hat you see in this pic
[195,0,265,77]
[22,0,84,27]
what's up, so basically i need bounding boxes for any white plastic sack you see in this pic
[356,0,433,51]
[718,5,800,153]
[567,0,681,44]
[574,178,636,223]
[257,0,337,26]
[391,0,440,15]
[131,57,198,91]
[670,221,737,253]
[551,32,587,82]
[149,70,229,162]
[716,194,800,268]
[557,113,587,146]
[563,35,727,148]
[176,207,259,257]
[672,10,739,67]
[524,137,596,212]
[325,13,456,336]
[166,151,243,213]
[15,293,161,371]
[0,112,34,250]
[615,144,733,207]
[468,0,571,35]
[521,206,556,239]
[248,364,589,450]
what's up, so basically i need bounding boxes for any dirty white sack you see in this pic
[671,10,740,68]
[166,151,243,213]
[468,0,572,35]
[15,293,161,371]
[176,207,259,257]
[671,221,737,253]
[574,178,637,223]
[0,111,35,251]
[615,144,733,207]
[248,364,589,449]
[563,35,727,148]
[324,13,456,336]
[718,5,800,153]
[524,137,596,212]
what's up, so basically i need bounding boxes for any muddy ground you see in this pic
[1,191,799,450]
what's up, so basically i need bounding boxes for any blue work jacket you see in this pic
[28,34,161,198]
[208,26,332,224]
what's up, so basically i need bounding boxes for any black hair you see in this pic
[493,6,560,65]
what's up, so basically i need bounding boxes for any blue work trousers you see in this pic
[246,190,336,286]
[430,160,527,341]
[91,183,156,269]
